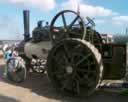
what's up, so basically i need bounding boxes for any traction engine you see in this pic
[7,10,128,96]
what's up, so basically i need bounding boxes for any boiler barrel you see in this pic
[24,41,52,59]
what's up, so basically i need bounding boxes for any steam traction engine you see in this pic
[7,10,128,96]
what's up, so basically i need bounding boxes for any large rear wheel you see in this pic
[47,38,103,96]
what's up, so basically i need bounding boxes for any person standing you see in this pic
[3,47,12,76]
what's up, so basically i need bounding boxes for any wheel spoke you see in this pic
[89,62,95,66]
[52,55,63,67]
[61,80,68,90]
[69,16,79,28]
[63,43,71,61]
[73,44,81,50]
[75,73,90,86]
[52,56,66,75]
[84,74,95,86]
[75,80,80,95]
[61,13,67,29]
[61,78,71,91]
[83,74,88,80]
[69,31,81,36]
[81,62,95,69]
[73,79,80,95]
[76,53,91,66]
[51,70,65,76]
[52,68,67,80]
[63,52,69,65]
[77,66,96,74]
[75,73,84,82]
[77,68,88,73]
[84,75,91,85]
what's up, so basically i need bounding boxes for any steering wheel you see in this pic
[50,10,86,44]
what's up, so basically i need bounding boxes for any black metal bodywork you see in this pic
[84,26,127,80]
[102,43,126,79]
[32,21,50,43]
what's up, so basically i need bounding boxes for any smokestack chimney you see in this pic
[23,10,30,41]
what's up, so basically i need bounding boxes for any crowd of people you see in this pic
[2,44,18,76]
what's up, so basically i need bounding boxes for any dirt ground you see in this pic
[0,58,128,102]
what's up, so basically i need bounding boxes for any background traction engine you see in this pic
[8,10,128,96]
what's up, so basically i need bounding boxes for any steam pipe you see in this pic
[23,10,30,41]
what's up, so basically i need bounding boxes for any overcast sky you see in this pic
[0,0,128,40]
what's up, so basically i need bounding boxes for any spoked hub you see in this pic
[47,39,103,96]
[66,66,73,74]
[50,10,86,44]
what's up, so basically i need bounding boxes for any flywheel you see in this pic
[50,10,86,45]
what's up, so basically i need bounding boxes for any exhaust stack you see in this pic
[23,10,30,41]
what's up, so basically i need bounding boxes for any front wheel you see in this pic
[6,57,27,83]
